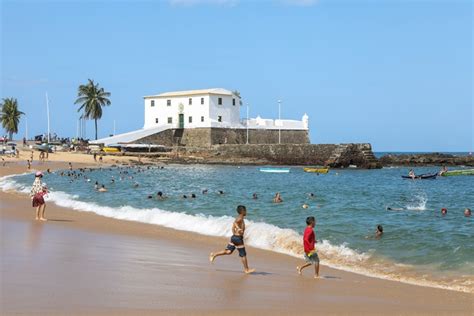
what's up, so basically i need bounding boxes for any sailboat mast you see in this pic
[46,92,50,143]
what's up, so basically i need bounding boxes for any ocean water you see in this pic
[1,165,473,292]
[374,151,472,158]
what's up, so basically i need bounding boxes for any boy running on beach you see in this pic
[209,205,255,274]
[297,216,320,278]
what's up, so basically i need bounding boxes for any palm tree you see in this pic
[74,79,111,140]
[1,98,24,140]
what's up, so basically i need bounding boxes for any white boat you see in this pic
[259,167,290,173]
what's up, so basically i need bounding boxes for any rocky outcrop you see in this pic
[379,153,474,167]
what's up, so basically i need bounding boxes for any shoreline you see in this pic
[1,160,473,315]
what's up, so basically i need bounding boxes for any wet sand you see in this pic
[1,162,473,315]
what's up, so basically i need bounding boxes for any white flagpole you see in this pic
[113,120,116,135]
[246,104,249,144]
[278,99,281,144]
[25,116,28,140]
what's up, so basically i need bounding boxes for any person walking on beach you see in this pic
[209,205,255,274]
[30,172,48,221]
[297,216,320,278]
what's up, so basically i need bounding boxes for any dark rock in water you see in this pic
[379,153,474,167]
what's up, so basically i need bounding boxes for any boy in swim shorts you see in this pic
[297,216,320,278]
[209,205,255,274]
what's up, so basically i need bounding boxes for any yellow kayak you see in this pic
[304,167,329,174]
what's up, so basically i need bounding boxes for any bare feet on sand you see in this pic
[245,268,256,274]
[209,253,215,263]
[296,266,302,275]
[39,218,48,221]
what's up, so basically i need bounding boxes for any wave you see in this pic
[1,175,472,293]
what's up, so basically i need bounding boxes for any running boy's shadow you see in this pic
[320,275,341,280]
[249,271,272,276]
[215,269,273,276]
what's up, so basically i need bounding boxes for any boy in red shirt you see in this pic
[297,216,320,278]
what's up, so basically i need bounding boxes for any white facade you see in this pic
[143,88,241,129]
[143,88,309,130]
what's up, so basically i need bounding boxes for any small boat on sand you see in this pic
[303,167,329,174]
[441,169,474,177]
[401,173,437,180]
[259,167,290,173]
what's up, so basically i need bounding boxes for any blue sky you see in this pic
[1,0,472,151]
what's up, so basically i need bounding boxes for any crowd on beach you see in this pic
[25,162,472,278]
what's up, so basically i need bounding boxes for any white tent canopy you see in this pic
[90,125,169,146]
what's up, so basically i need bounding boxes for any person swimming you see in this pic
[387,206,404,211]
[375,225,383,238]
[98,185,107,192]
[218,190,224,195]
[252,193,258,199]
[273,192,283,203]
[157,191,166,200]
[202,189,208,194]
[441,208,447,216]
[302,203,309,209]
[191,194,196,198]
[464,208,471,217]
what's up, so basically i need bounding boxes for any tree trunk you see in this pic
[9,132,13,141]
[95,119,98,140]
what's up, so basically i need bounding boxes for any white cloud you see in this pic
[169,0,239,6]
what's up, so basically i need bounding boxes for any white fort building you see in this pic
[94,88,309,147]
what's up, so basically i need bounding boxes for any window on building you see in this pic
[167,100,171,106]
[201,116,204,122]
[218,97,222,105]
[155,118,159,124]
[151,100,155,107]
[232,98,235,106]
[189,116,192,123]
[167,117,172,124]
[218,116,222,122]
[201,98,204,105]
[189,98,192,105]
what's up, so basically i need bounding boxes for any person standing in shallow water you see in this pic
[209,205,255,274]
[30,171,48,221]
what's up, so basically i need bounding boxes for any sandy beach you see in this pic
[1,160,473,315]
